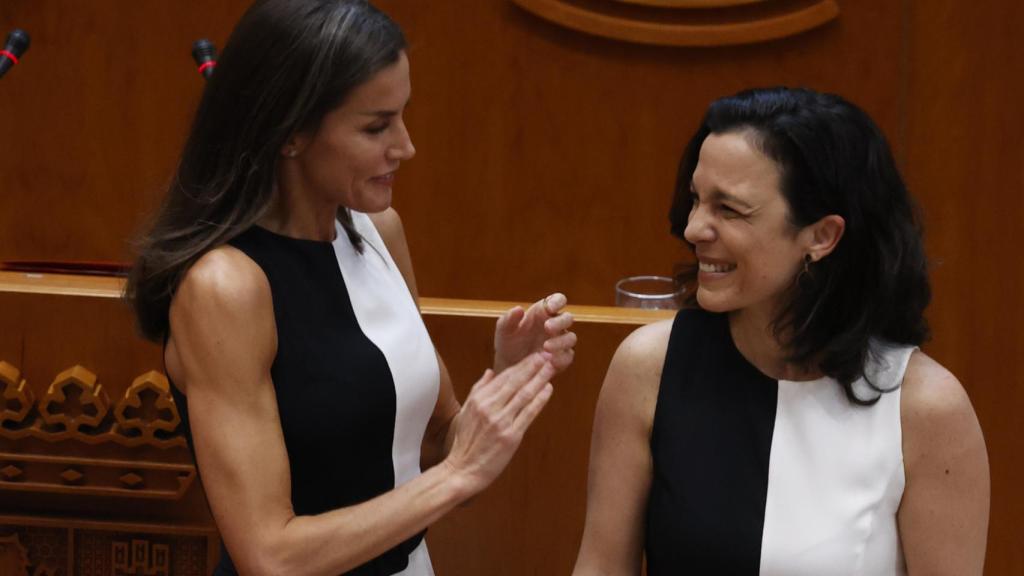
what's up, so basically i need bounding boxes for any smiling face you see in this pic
[286,51,415,214]
[683,130,817,321]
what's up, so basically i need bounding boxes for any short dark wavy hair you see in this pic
[669,87,931,405]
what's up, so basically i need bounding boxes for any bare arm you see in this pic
[573,320,671,576]
[168,246,555,576]
[898,351,990,575]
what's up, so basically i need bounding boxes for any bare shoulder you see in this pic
[367,207,406,249]
[167,245,277,390]
[172,245,272,321]
[900,350,986,471]
[600,319,674,421]
[609,319,674,380]
[901,351,975,434]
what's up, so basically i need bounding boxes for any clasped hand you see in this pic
[442,294,575,496]
[443,353,556,495]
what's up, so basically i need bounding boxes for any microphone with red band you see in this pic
[0,29,31,80]
[192,39,217,80]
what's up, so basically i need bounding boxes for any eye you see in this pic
[364,121,390,135]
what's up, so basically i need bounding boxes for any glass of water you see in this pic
[615,275,685,310]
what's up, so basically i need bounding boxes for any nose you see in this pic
[388,120,416,162]
[683,204,715,245]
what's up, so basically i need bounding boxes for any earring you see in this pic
[286,149,298,158]
[797,254,815,289]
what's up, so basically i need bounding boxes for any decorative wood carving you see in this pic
[510,0,840,46]
[0,451,197,499]
[0,362,186,449]
[1,361,193,499]
[1,361,34,429]
[112,539,171,575]
[113,371,182,444]
[0,533,31,576]
[38,365,110,435]
[0,520,213,576]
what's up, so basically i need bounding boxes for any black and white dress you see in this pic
[172,211,439,576]
[645,309,910,576]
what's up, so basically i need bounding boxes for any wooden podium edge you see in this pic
[0,271,675,325]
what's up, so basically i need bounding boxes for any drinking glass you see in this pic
[614,275,684,310]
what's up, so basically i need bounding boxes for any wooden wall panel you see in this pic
[0,288,219,575]
[377,0,903,304]
[1,0,905,304]
[904,2,1024,573]
[422,314,638,575]
[0,1,247,263]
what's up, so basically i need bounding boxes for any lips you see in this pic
[698,261,736,273]
[372,172,395,183]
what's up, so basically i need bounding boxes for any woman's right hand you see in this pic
[442,353,556,496]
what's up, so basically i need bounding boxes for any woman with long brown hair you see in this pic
[127,1,576,574]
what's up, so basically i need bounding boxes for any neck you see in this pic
[728,306,822,382]
[259,167,339,242]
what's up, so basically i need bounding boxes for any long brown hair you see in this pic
[126,0,406,341]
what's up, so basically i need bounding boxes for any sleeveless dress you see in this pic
[645,309,911,576]
[170,212,440,576]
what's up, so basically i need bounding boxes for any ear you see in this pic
[802,214,845,262]
[280,132,310,159]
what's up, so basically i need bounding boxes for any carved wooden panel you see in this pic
[1,364,185,449]
[0,520,214,576]
[0,361,194,500]
[510,0,840,46]
[0,361,33,428]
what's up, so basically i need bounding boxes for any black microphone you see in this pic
[0,29,31,80]
[191,39,217,80]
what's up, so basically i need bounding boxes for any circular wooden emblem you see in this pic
[510,0,840,47]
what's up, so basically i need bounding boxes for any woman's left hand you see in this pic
[493,293,576,374]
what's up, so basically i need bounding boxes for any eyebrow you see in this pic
[360,110,399,118]
[359,98,412,118]
[690,183,755,210]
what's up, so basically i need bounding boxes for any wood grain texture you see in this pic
[612,0,765,8]
[363,0,903,305]
[903,2,1024,573]
[510,0,839,47]
[423,313,640,575]
[0,271,675,324]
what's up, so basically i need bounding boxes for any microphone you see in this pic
[191,39,217,80]
[0,29,31,80]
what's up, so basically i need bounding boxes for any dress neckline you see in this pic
[251,221,340,247]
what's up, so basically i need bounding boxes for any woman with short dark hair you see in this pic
[573,88,988,575]
[126,1,576,574]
